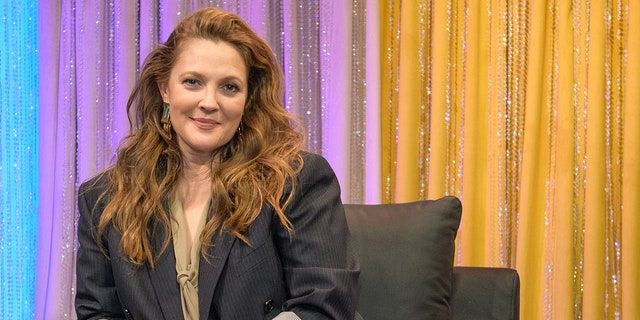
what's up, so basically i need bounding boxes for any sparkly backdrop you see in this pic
[36,1,380,319]
[380,1,639,319]
[2,0,634,319]
[0,1,38,319]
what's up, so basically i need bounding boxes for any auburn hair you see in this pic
[96,7,303,267]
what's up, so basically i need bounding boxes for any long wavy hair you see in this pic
[96,7,304,267]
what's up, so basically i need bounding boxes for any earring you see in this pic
[237,122,243,136]
[161,103,172,136]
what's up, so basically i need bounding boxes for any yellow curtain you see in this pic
[380,0,639,319]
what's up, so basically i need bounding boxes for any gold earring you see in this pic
[161,103,171,136]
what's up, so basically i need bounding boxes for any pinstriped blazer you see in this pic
[75,153,362,319]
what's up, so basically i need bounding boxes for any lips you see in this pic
[192,118,219,130]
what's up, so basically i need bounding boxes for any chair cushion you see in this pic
[344,196,462,320]
[450,267,520,320]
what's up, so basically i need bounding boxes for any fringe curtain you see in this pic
[381,0,639,319]
[36,0,639,319]
[36,1,380,319]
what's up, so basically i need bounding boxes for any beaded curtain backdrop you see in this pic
[30,0,640,319]
[0,1,38,319]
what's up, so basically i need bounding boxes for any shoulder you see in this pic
[294,152,341,195]
[77,169,112,206]
[298,152,335,177]
[300,151,329,166]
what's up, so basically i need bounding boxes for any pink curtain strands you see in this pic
[36,1,380,318]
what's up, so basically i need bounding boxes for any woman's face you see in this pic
[160,38,248,161]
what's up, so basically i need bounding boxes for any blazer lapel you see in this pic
[198,230,236,320]
[146,222,184,319]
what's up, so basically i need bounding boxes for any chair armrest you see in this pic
[450,266,520,320]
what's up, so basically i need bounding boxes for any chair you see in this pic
[344,196,520,320]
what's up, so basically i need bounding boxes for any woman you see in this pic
[75,7,361,320]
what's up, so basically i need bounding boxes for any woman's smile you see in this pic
[191,117,219,130]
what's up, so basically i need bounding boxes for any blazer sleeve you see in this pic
[75,176,126,320]
[274,153,360,319]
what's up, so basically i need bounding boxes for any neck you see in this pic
[178,157,213,204]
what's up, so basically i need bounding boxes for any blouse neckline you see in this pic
[171,194,210,320]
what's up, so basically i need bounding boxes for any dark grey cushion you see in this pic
[344,196,462,320]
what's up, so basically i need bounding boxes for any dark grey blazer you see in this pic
[75,153,361,319]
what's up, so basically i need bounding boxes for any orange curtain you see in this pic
[380,0,640,319]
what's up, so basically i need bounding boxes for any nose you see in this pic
[199,86,219,111]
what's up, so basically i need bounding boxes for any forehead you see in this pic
[172,38,248,74]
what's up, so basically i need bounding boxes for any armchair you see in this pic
[344,196,520,320]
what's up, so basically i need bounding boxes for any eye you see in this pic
[182,78,201,87]
[221,83,240,93]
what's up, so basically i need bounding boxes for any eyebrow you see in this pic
[177,71,246,83]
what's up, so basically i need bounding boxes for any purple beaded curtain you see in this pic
[36,1,380,318]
